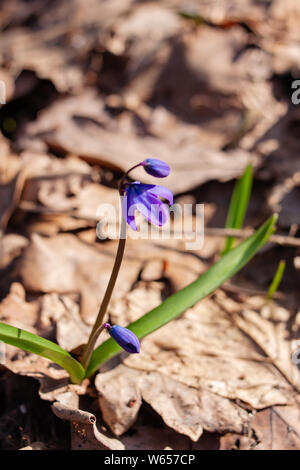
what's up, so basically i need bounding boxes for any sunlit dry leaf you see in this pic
[52,402,124,450]
[121,293,296,409]
[0,234,28,270]
[95,365,142,436]
[95,364,249,441]
[0,282,38,333]
[23,90,253,194]
[258,0,300,73]
[18,233,141,323]
[20,152,92,208]
[38,293,90,352]
[250,405,300,450]
[93,282,299,442]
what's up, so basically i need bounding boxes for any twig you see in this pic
[18,202,300,248]
[205,227,300,248]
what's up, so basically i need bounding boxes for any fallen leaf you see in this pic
[23,90,254,194]
[0,234,29,270]
[93,281,299,440]
[52,402,124,450]
[95,364,249,441]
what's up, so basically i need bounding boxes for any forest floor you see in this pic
[0,0,300,450]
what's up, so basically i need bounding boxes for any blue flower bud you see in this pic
[141,158,170,178]
[104,323,140,353]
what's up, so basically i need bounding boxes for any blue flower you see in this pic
[124,181,173,230]
[141,158,170,178]
[104,323,140,353]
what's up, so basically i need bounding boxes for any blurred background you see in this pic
[0,0,300,451]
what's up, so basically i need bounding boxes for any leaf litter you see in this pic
[0,0,300,450]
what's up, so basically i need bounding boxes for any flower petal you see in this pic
[108,325,140,353]
[135,183,174,205]
[135,191,169,227]
[124,188,137,231]
[142,158,170,178]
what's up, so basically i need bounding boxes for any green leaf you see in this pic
[86,214,277,377]
[223,163,253,255]
[0,322,85,384]
[267,259,286,302]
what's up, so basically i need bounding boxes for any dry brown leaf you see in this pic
[124,295,296,409]
[0,0,136,92]
[52,402,124,450]
[20,151,92,208]
[17,233,206,323]
[231,302,300,394]
[0,285,90,379]
[38,293,90,352]
[23,90,253,194]
[0,139,21,183]
[2,349,88,403]
[251,404,300,450]
[95,364,249,441]
[0,282,39,333]
[0,233,29,270]
[0,283,89,355]
[95,365,142,436]
[221,403,300,450]
[257,0,300,73]
[24,215,95,237]
[1,0,300,451]
[94,282,298,440]
[18,233,141,323]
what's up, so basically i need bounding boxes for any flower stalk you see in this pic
[80,159,172,371]
[80,201,127,370]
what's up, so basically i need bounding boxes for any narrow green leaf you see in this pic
[86,214,277,377]
[223,163,253,255]
[0,322,85,384]
[267,259,286,302]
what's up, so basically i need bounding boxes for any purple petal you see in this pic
[124,188,137,231]
[108,325,140,353]
[142,158,170,178]
[135,184,174,205]
[125,182,173,228]
[135,191,169,227]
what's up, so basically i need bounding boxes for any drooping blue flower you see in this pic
[104,323,140,353]
[141,158,170,178]
[124,181,173,230]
